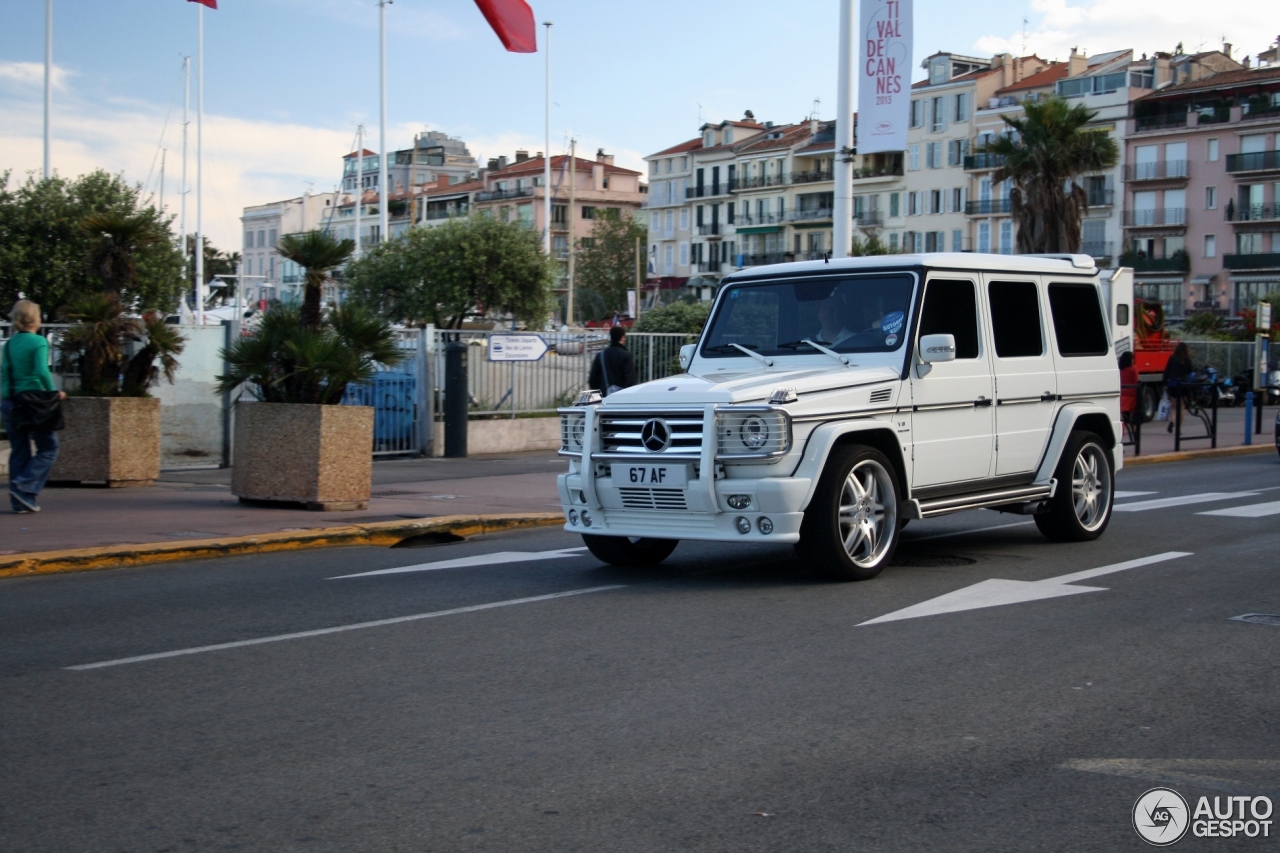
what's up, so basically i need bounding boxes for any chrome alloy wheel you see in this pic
[1071,443,1112,531]
[837,459,898,568]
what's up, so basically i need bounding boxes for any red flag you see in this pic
[473,0,536,53]
[187,0,217,8]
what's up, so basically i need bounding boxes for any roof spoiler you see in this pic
[1024,253,1097,270]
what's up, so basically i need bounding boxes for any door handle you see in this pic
[1040,392,1058,402]
[974,396,992,407]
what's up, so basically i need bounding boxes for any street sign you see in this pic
[488,334,549,362]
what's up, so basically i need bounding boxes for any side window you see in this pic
[987,280,1044,358]
[1047,282,1110,357]
[918,279,979,359]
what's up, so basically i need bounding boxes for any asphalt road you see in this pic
[3,454,1279,852]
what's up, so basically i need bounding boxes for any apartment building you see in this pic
[339,132,478,203]
[240,191,338,306]
[1124,62,1280,317]
[689,117,764,284]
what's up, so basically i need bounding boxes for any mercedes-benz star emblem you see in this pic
[640,418,672,452]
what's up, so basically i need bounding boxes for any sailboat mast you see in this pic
[181,56,189,265]
[195,3,205,325]
[355,125,363,261]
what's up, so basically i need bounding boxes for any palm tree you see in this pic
[82,212,165,295]
[276,230,356,329]
[980,96,1119,254]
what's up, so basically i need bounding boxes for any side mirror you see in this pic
[919,334,957,364]
[679,343,695,370]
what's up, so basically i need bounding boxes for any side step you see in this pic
[907,482,1056,519]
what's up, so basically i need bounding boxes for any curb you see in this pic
[1124,443,1277,466]
[0,513,565,580]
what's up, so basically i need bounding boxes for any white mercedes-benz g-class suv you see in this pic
[557,253,1121,580]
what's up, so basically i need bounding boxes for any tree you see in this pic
[980,96,1119,254]
[83,211,166,295]
[276,230,355,330]
[0,170,185,315]
[849,234,900,256]
[572,210,646,320]
[631,301,711,335]
[345,214,553,328]
[183,235,241,304]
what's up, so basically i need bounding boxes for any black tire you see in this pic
[797,445,901,581]
[581,534,678,567]
[1139,383,1160,423]
[1034,431,1114,542]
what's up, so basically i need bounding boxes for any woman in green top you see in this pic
[2,300,65,513]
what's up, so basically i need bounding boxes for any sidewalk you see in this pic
[0,452,567,556]
[1123,403,1276,458]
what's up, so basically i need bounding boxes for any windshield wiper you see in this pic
[704,342,773,367]
[776,340,854,366]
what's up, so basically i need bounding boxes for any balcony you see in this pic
[965,199,1012,215]
[851,164,905,181]
[696,223,721,236]
[686,182,735,199]
[1242,100,1280,122]
[1227,202,1280,223]
[963,153,1006,171]
[1081,241,1114,260]
[1224,252,1280,270]
[1127,255,1189,273]
[1123,161,1188,182]
[1226,150,1280,175]
[695,260,724,273]
[739,212,781,225]
[789,208,833,222]
[741,252,791,266]
[1133,112,1187,132]
[1122,208,1187,228]
[855,211,884,228]
[736,175,787,190]
[791,170,833,184]
[475,187,532,202]
[1086,188,1114,207]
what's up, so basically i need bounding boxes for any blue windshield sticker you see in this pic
[881,310,905,335]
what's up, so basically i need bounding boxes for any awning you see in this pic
[792,222,831,229]
[1133,276,1184,285]
[735,225,782,235]
[1229,274,1280,283]
[1191,275,1215,285]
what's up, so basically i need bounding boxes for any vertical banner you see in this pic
[856,0,912,154]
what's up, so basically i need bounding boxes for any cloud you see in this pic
[972,0,1276,64]
[0,61,74,92]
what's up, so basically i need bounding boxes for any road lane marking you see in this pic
[1197,500,1280,518]
[330,547,589,579]
[1062,759,1280,799]
[66,585,626,671]
[1114,491,1157,499]
[1112,492,1260,512]
[907,521,1034,543]
[859,552,1193,626]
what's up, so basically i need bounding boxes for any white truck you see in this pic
[557,253,1122,580]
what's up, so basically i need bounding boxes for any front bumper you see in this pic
[557,470,809,543]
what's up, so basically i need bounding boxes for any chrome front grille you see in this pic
[598,411,704,456]
[618,488,688,511]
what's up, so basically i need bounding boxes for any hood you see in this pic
[602,364,902,407]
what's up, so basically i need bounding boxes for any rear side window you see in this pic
[1047,282,1109,357]
[918,279,979,359]
[988,280,1043,358]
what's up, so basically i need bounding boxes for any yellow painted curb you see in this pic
[1125,443,1277,466]
[0,513,565,579]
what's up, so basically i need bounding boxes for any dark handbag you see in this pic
[4,338,64,433]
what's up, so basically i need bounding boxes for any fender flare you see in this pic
[792,419,910,511]
[1034,403,1122,482]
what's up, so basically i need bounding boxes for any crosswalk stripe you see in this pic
[1197,500,1280,518]
[1113,492,1260,512]
[1114,491,1157,499]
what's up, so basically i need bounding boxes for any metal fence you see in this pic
[1182,341,1259,378]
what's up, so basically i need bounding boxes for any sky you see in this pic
[1,0,1275,251]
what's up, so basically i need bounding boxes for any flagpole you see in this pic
[196,2,205,325]
[542,21,552,256]
[832,0,855,259]
[181,56,189,267]
[354,124,363,260]
[378,0,389,249]
[43,0,52,178]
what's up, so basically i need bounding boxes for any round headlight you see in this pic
[570,417,586,447]
[741,415,770,449]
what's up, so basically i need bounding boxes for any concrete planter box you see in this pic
[232,402,373,511]
[50,397,162,487]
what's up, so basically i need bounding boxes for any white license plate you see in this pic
[612,463,689,488]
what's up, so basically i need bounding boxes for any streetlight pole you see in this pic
[43,0,52,179]
[378,0,390,249]
[831,0,856,259]
[542,21,552,256]
[196,1,205,325]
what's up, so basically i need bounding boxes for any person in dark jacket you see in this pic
[2,300,65,513]
[1162,342,1194,433]
[589,326,637,396]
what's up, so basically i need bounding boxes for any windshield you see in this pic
[700,273,916,358]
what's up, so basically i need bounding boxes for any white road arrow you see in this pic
[859,551,1193,626]
[331,547,588,579]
